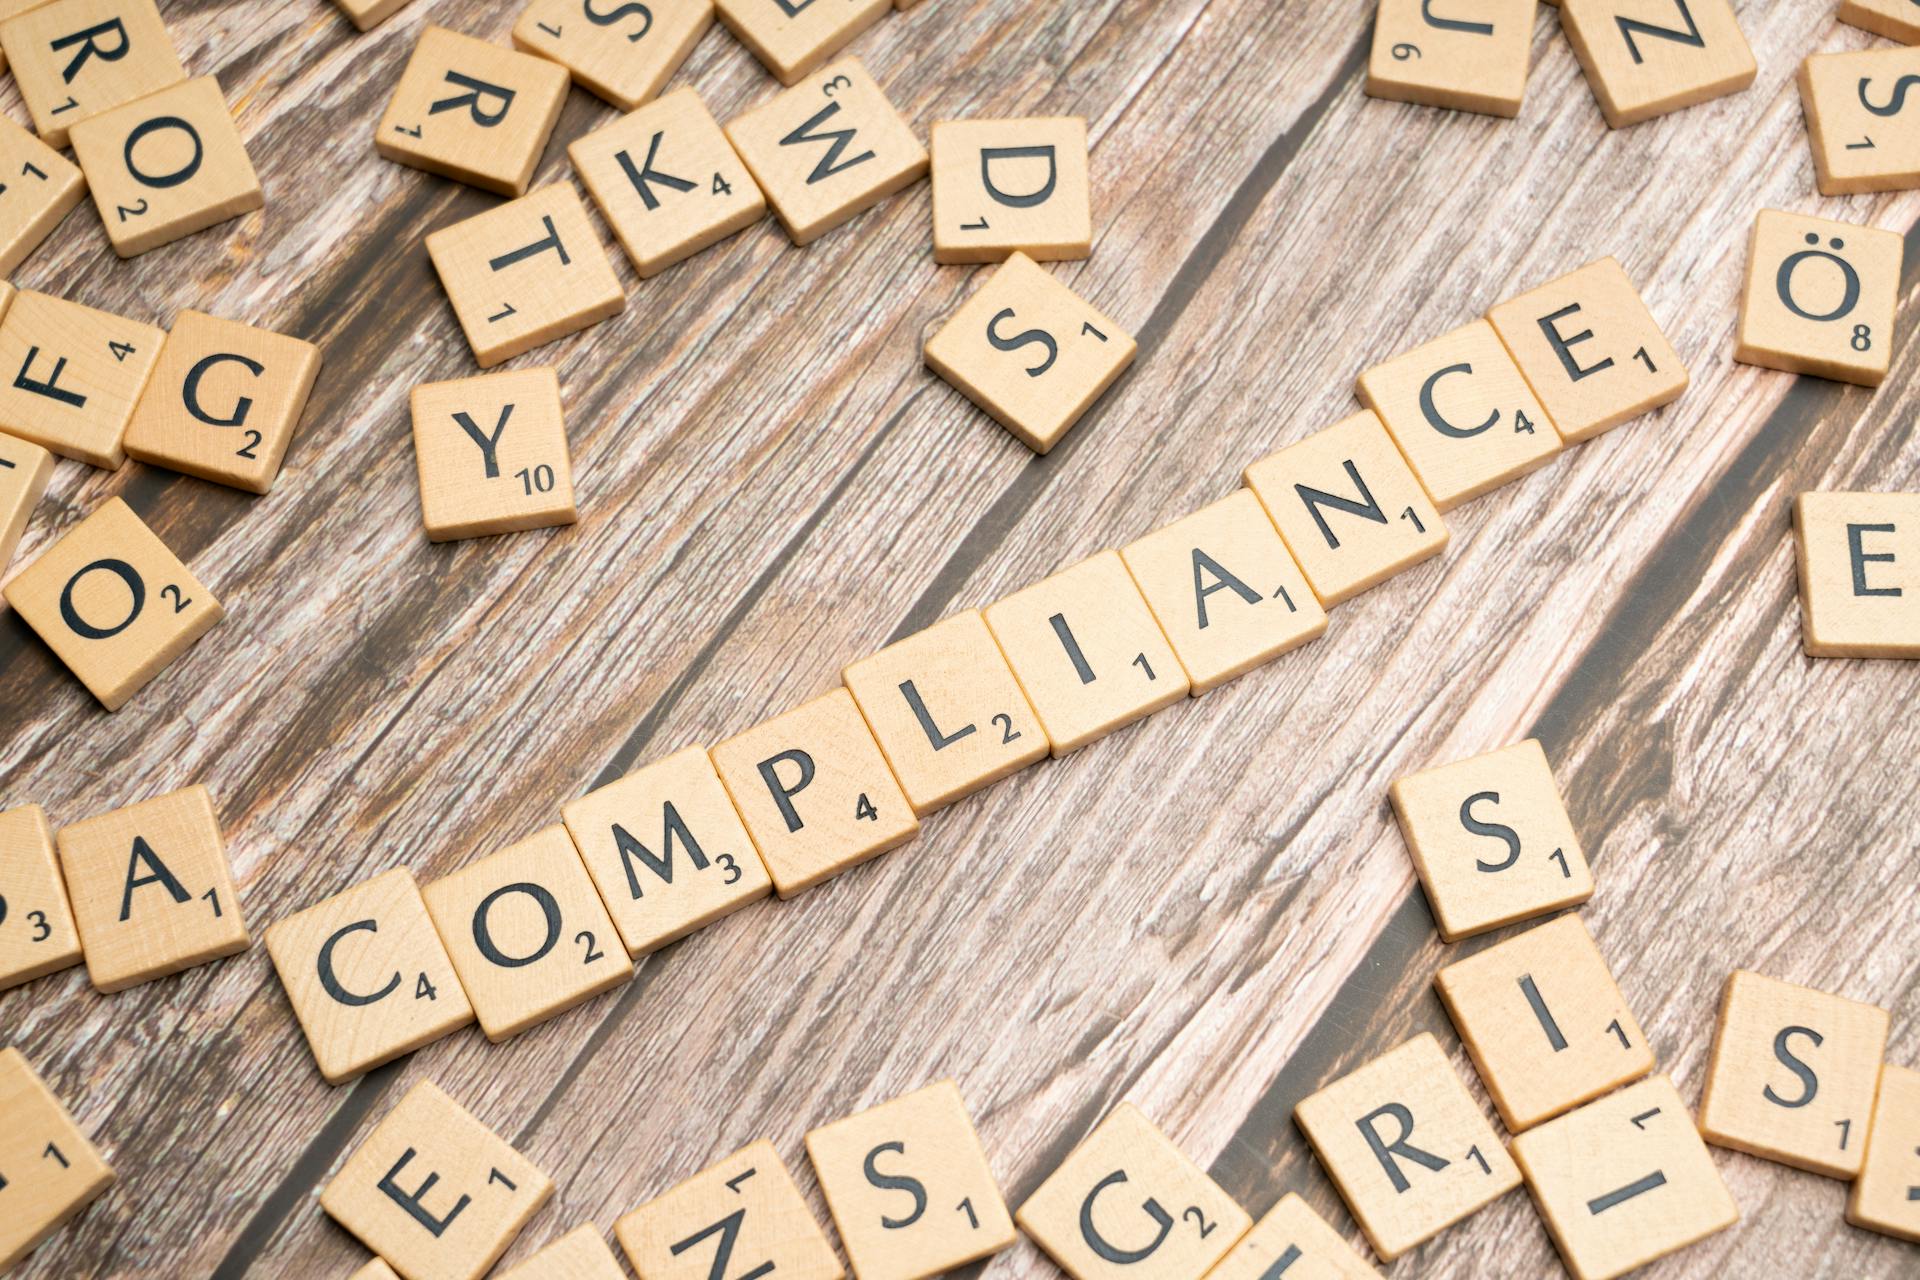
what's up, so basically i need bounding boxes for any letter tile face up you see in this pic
[1388,739,1593,941]
[842,608,1049,815]
[570,86,767,279]
[1511,1075,1736,1280]
[1698,969,1890,1179]
[1485,256,1686,443]
[1293,1033,1520,1262]
[4,497,224,711]
[1015,1101,1249,1280]
[805,1080,1016,1280]
[0,0,185,148]
[714,0,888,86]
[321,1080,555,1280]
[1734,210,1902,387]
[1203,1193,1379,1280]
[725,58,928,246]
[0,1048,115,1272]
[561,744,774,956]
[426,185,626,368]
[498,1223,628,1280]
[0,430,54,575]
[1793,492,1920,658]
[709,688,919,898]
[1242,410,1446,607]
[0,116,85,277]
[1559,0,1755,129]
[0,290,166,468]
[930,117,1091,265]
[514,0,713,112]
[54,784,249,992]
[421,825,634,1043]
[1799,47,1920,196]
[1365,0,1538,118]
[123,310,322,493]
[1840,0,1920,44]
[263,867,474,1085]
[615,1140,844,1280]
[376,26,570,196]
[0,804,84,991]
[410,366,577,541]
[924,252,1136,455]
[1848,1063,1920,1242]
[1356,319,1563,511]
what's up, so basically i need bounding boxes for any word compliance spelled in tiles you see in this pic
[1204,1193,1379,1280]
[0,1049,115,1272]
[615,1140,844,1280]
[499,1224,627,1280]
[1365,0,1538,118]
[0,117,85,277]
[1559,0,1755,128]
[0,290,165,469]
[1,0,185,148]
[1793,491,1919,659]
[376,25,570,196]
[0,804,84,991]
[715,0,887,86]
[1799,45,1920,197]
[514,0,712,111]
[1734,210,1902,388]
[1848,1064,1920,1242]
[929,117,1091,264]
[410,366,577,540]
[1840,0,1920,44]
[0,429,53,574]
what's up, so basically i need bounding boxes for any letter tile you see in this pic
[351,1260,404,1280]
[805,1080,1016,1280]
[1841,0,1920,44]
[714,0,887,86]
[842,608,1049,815]
[376,26,570,196]
[515,0,712,112]
[1698,969,1890,1178]
[709,687,918,897]
[0,1048,115,1272]
[725,58,927,245]
[410,367,577,541]
[1485,256,1686,443]
[264,867,475,1084]
[0,804,83,991]
[422,825,633,1043]
[336,0,409,29]
[930,117,1090,264]
[499,1223,627,1279]
[1735,209,1902,387]
[1848,1063,1920,1242]
[1366,0,1537,118]
[615,1140,843,1280]
[1015,1101,1250,1280]
[5,497,223,711]
[426,185,626,368]
[0,116,85,276]
[0,429,54,575]
[1242,411,1446,607]
[1388,739,1593,941]
[1799,46,1920,196]
[1559,0,1754,129]
[54,784,249,992]
[0,290,166,468]
[321,1080,554,1280]
[1793,491,1920,659]
[1293,1033,1520,1262]
[0,0,185,148]
[923,252,1136,455]
[123,310,322,493]
[1201,1192,1376,1280]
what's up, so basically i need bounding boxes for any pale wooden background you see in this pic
[0,0,1915,1276]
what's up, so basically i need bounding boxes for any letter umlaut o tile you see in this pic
[376,25,569,196]
[0,1048,115,1272]
[0,804,84,991]
[410,366,577,541]
[616,1141,843,1280]
[1735,210,1902,387]
[1,0,185,148]
[1366,0,1538,118]
[1203,1193,1378,1280]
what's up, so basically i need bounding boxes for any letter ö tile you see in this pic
[1734,209,1902,387]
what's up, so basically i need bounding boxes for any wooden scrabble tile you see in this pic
[1848,1063,1920,1242]
[561,744,773,956]
[350,1260,404,1280]
[54,784,248,992]
[499,1223,627,1279]
[1365,0,1537,118]
[1,0,184,148]
[122,310,322,493]
[0,290,165,469]
[714,0,887,86]
[923,252,1135,455]
[1485,256,1686,443]
[0,116,84,276]
[1559,0,1755,128]
[375,26,570,196]
[0,1048,114,1272]
[422,825,633,1043]
[1734,210,1902,387]
[336,0,409,31]
[1512,1074,1735,1280]
[1793,491,1920,659]
[514,0,712,112]
[1388,739,1593,942]
[0,0,46,72]
[1243,411,1446,608]
[615,1140,843,1280]
[982,549,1187,756]
[725,58,928,245]
[709,687,918,898]
[321,1079,555,1280]
[263,867,474,1085]
[1293,1033,1519,1262]
[805,1080,1016,1280]
[1435,915,1655,1131]
[0,804,84,991]
[1203,1193,1379,1280]
[929,117,1091,264]
[425,184,626,368]
[409,367,577,541]
[69,76,261,258]
[1356,319,1563,511]
[569,86,766,279]
[1698,969,1890,1178]
[0,429,53,575]
[1841,0,1920,44]
[1799,47,1920,196]
[1120,491,1327,696]
[1015,1101,1249,1280]
[842,608,1048,815]
[4,497,223,711]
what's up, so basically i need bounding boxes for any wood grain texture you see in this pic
[1,1,1916,1277]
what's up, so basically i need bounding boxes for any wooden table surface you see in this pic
[2,0,1916,1276]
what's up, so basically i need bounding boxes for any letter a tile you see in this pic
[1366,0,1538,118]
[0,430,54,575]
[1202,1193,1378,1280]
[411,367,577,540]
[376,26,569,196]
[615,1141,843,1280]
[1793,491,1920,658]
[1,0,185,148]
[0,804,84,991]
[0,116,85,276]
[1560,0,1754,128]
[514,0,712,111]
[715,0,888,86]
[0,290,166,469]
[1848,1063,1920,1242]
[0,1049,115,1272]
[1735,210,1902,387]
[930,117,1091,264]
[1799,47,1920,196]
